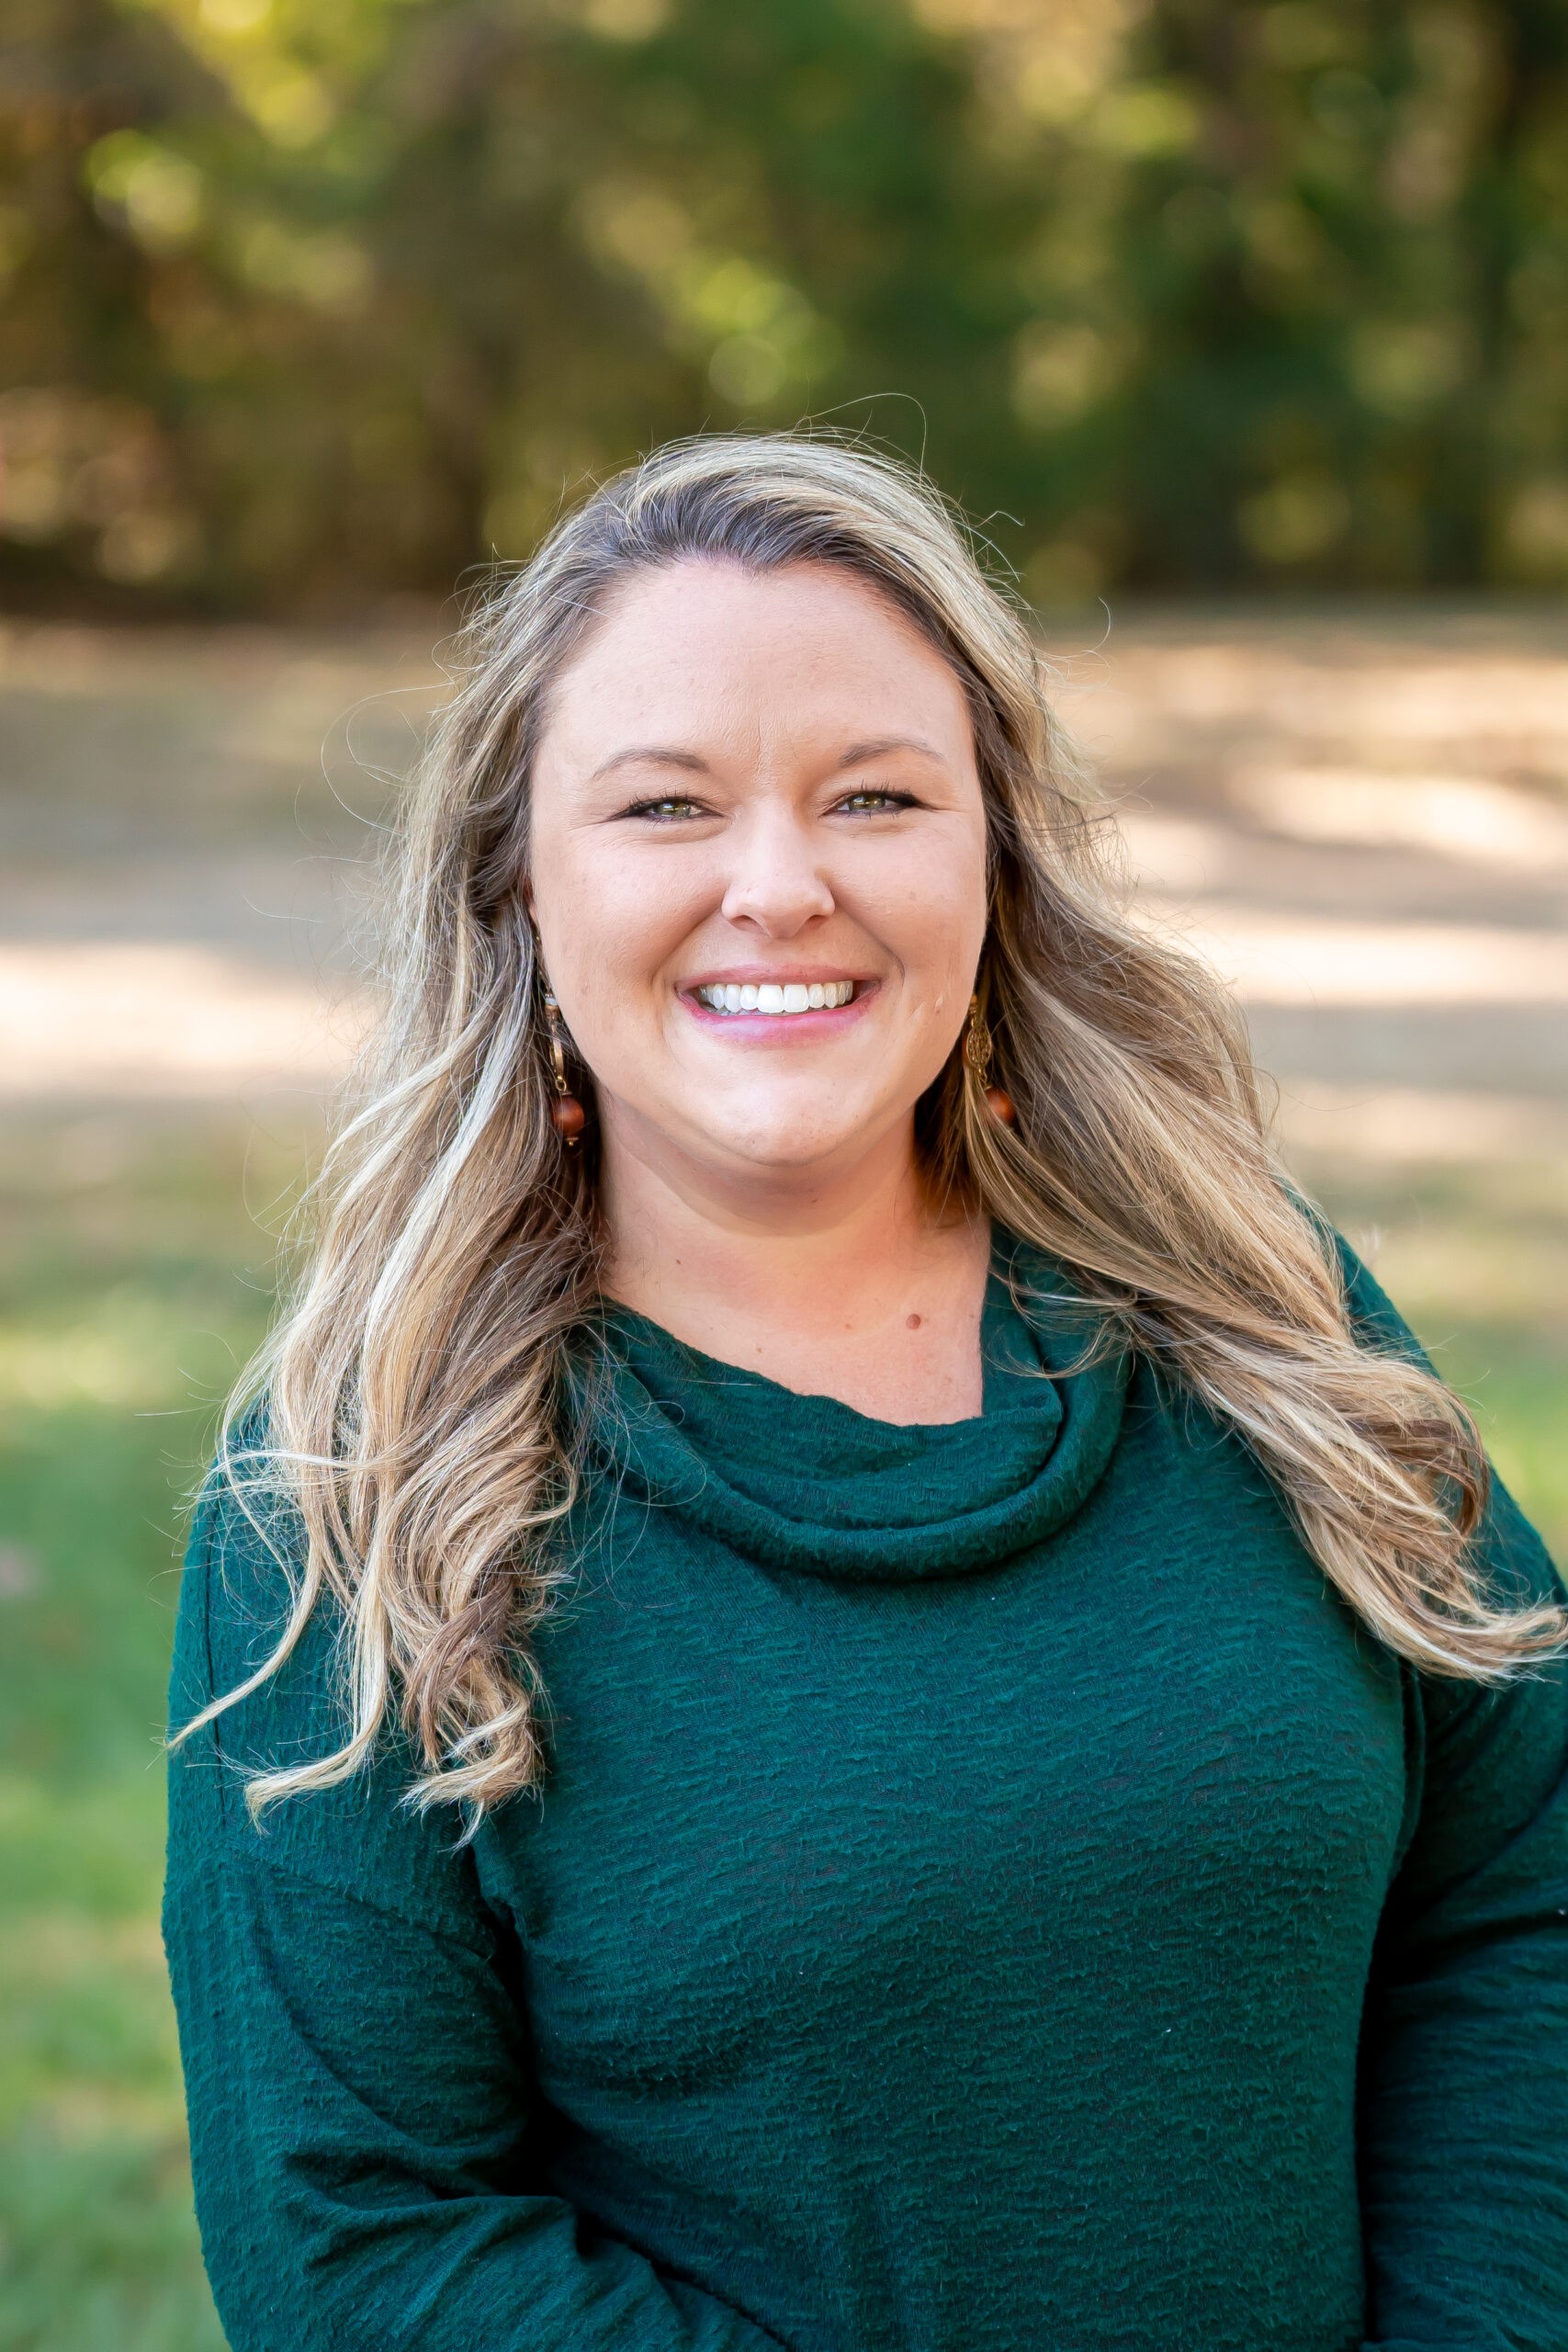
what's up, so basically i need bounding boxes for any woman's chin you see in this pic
[593,1062,894,1168]
[659,1094,902,1183]
[708,1122,877,1178]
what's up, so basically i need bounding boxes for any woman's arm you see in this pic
[1359,1624,1568,2348]
[163,1474,782,2352]
[1338,1245,1568,2348]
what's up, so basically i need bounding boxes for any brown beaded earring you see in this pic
[964,993,1017,1129]
[541,986,587,1146]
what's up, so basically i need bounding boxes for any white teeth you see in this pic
[694,979,857,1015]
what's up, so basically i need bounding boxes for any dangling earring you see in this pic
[541,987,587,1146]
[964,993,1016,1128]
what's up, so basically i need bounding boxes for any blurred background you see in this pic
[1,3,1565,2345]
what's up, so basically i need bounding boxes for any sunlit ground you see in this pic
[1,607,1564,2347]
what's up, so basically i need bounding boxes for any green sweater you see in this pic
[164,1239,1568,2352]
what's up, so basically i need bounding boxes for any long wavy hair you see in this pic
[184,431,1564,1820]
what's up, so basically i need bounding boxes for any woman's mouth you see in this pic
[692,979,860,1016]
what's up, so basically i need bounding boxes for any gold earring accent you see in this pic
[541,987,586,1146]
[964,993,1016,1129]
[964,994,992,1084]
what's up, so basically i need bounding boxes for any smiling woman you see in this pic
[525,553,993,1419]
[163,435,1568,2352]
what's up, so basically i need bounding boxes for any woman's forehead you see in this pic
[537,556,975,769]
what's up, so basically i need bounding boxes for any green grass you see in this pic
[1439,1342,1568,1569]
[0,1108,1562,2349]
[0,1110,300,2352]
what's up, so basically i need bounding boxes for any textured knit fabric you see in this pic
[163,1238,1568,2352]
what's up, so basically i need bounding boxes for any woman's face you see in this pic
[526,557,990,1192]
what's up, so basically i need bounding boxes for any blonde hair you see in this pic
[185,431,1564,1819]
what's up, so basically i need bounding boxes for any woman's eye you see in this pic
[623,796,709,822]
[833,788,918,814]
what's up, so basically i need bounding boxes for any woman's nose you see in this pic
[718,805,836,936]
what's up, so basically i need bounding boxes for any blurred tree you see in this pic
[1,0,1564,610]
[0,0,220,599]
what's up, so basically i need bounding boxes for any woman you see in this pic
[164,435,1568,2352]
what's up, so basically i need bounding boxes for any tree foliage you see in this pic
[3,0,1566,608]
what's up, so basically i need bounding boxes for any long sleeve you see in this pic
[1338,1246,1568,2348]
[162,1472,782,2352]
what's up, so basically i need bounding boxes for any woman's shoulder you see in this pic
[170,1413,500,1938]
[1327,1229,1428,1363]
[177,1407,318,1717]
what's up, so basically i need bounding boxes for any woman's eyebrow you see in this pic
[587,734,947,784]
[589,744,711,783]
[833,736,947,770]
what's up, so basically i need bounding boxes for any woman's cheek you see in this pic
[844,860,986,996]
[552,870,691,1077]
[557,851,699,1001]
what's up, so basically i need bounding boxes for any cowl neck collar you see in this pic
[583,1235,1130,1584]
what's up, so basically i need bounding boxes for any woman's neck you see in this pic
[598,1114,992,1424]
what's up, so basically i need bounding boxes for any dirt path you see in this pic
[3,605,1565,1156]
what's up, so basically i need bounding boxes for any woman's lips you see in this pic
[680,977,878,1035]
[693,978,858,1016]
